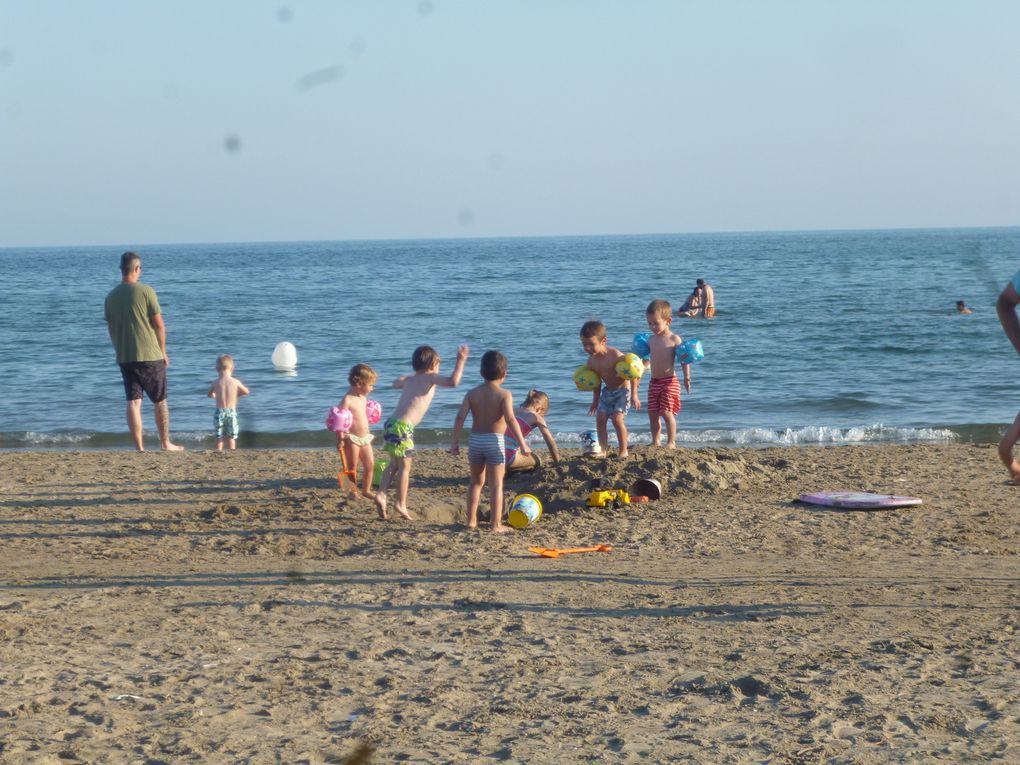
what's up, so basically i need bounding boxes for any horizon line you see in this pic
[2,223,1019,251]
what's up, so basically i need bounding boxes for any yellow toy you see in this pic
[615,352,644,380]
[573,365,600,391]
[586,487,631,510]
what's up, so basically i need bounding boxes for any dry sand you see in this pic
[1,444,1018,763]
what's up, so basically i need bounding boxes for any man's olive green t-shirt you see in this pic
[104,283,163,364]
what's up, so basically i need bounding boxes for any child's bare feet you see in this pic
[361,489,377,500]
[665,442,676,449]
[618,449,629,459]
[491,525,513,534]
[395,505,414,521]
[374,493,388,520]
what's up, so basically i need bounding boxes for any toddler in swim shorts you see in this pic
[207,354,250,450]
[450,350,530,532]
[373,344,470,521]
[643,299,692,448]
[579,320,640,459]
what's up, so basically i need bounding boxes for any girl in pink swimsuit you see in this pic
[504,389,561,471]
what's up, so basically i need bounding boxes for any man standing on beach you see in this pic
[997,275,1020,354]
[104,251,183,451]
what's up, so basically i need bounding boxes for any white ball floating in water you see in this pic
[272,341,298,371]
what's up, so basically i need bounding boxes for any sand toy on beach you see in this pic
[528,544,613,558]
[798,491,922,509]
[586,478,631,509]
[629,478,663,501]
[587,487,630,509]
[508,493,543,529]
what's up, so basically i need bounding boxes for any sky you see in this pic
[1,0,1018,247]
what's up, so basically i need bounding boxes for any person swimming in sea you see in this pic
[678,279,715,318]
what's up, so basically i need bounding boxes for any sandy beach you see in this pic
[1,444,1018,763]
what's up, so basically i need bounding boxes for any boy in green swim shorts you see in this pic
[375,344,469,520]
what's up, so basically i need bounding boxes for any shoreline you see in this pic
[0,421,994,453]
[2,444,1019,762]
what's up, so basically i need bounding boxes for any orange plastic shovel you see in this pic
[337,441,357,493]
[528,544,613,558]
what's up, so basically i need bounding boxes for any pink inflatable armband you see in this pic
[366,399,382,426]
[326,406,353,433]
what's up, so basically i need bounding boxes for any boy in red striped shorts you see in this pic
[645,299,692,448]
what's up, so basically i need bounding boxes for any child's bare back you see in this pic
[464,383,514,434]
[209,375,248,409]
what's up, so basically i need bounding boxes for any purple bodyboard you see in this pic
[799,491,922,509]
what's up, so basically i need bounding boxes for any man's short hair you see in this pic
[120,251,141,275]
[412,345,439,372]
[480,350,507,381]
[579,320,606,340]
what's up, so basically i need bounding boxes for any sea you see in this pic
[1,228,1018,451]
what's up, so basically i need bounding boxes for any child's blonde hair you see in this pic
[216,354,234,371]
[522,389,549,412]
[646,299,672,321]
[348,363,377,386]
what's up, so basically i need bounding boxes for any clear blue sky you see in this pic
[1,1,1018,246]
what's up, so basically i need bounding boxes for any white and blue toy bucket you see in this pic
[508,494,543,529]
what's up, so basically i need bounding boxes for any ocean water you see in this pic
[1,228,1018,450]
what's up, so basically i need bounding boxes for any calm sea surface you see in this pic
[1,228,1018,450]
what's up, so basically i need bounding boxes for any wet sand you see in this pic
[1,444,1018,763]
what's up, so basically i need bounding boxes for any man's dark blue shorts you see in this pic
[119,361,167,403]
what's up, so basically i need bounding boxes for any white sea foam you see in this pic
[552,424,957,448]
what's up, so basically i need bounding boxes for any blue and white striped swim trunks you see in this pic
[468,432,506,465]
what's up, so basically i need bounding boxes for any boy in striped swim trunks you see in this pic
[644,299,692,448]
[449,350,531,533]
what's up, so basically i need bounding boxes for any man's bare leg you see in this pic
[126,399,145,451]
[155,400,184,451]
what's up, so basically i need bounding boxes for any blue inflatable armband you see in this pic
[676,338,704,365]
[631,332,652,361]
